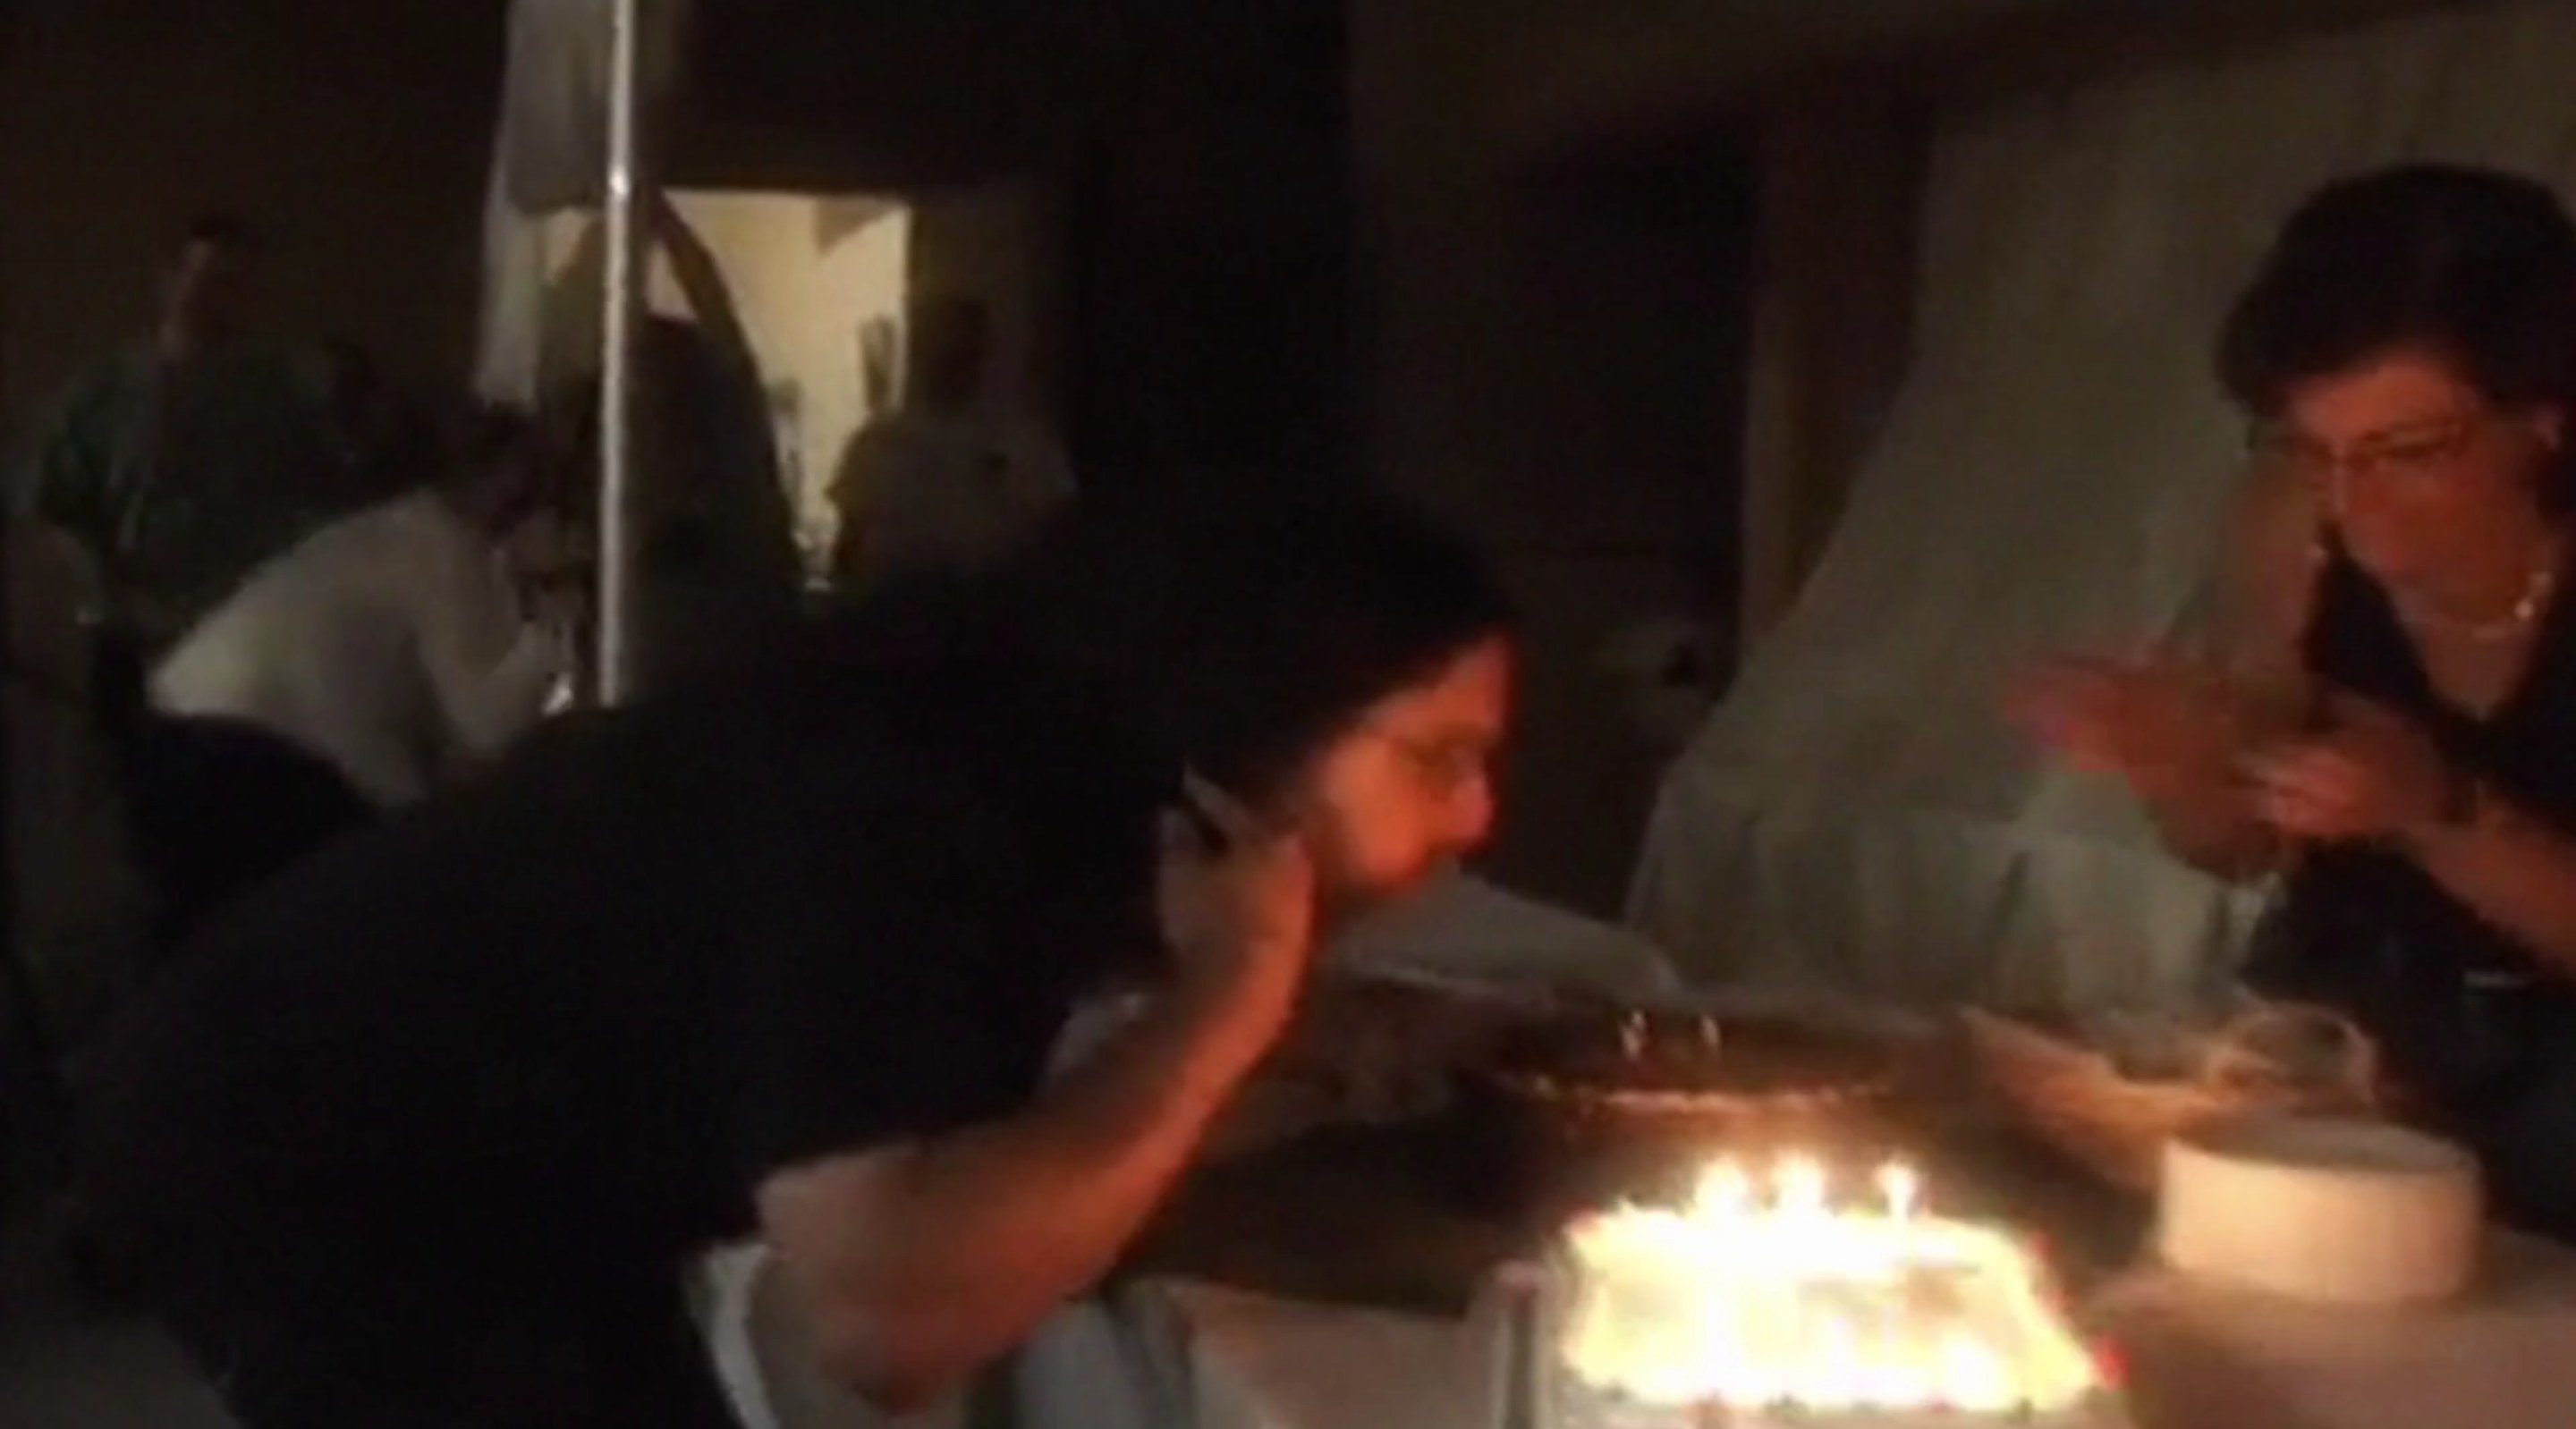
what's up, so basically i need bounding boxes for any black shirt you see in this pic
[2247,533,2576,1236]
[80,607,1169,1286]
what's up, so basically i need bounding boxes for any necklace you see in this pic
[2395,541,2563,645]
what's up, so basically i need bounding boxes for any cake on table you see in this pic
[1524,1157,2132,1429]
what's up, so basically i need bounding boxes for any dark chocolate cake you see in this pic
[1481,1009,1897,1116]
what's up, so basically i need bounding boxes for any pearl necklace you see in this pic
[2396,545,2562,646]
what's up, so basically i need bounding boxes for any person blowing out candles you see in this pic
[76,491,1514,1428]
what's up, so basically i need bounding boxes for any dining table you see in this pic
[714,1016,2576,1429]
[1073,1096,2576,1429]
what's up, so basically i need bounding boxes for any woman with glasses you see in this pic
[2019,165,2576,1239]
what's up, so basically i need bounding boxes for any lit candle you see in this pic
[1695,1159,1753,1221]
[1775,1156,1829,1216]
[1876,1161,1920,1222]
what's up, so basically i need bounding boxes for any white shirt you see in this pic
[828,406,1074,584]
[152,490,569,807]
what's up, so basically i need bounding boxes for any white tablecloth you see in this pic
[1140,1235,2576,1429]
[1145,1281,1506,1429]
[2089,1233,2576,1429]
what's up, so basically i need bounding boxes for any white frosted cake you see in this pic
[2157,1114,2481,1306]
[1523,1159,2131,1429]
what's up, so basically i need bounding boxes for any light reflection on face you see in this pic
[1283,636,1513,926]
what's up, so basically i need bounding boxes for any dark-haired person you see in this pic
[76,492,1514,1427]
[2019,164,2576,1239]
[20,214,342,655]
[545,196,808,694]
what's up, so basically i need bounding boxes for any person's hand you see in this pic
[2245,694,2453,842]
[2010,652,2243,796]
[1156,772,1318,1039]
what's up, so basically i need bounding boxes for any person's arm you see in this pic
[759,974,1284,1409]
[750,767,1312,1411]
[650,197,758,371]
[2404,788,2576,977]
[411,512,568,761]
[2137,467,2320,878]
[2258,689,2576,979]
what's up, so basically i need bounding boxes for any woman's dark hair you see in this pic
[2218,165,2576,509]
[433,399,556,523]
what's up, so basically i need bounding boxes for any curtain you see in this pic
[472,0,691,406]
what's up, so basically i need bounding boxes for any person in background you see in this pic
[78,491,1512,1428]
[18,214,340,656]
[150,402,579,811]
[4,516,148,1123]
[547,196,805,693]
[315,334,437,503]
[828,295,1075,589]
[2017,165,2576,1239]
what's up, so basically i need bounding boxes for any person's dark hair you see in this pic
[1008,490,1517,808]
[2218,165,2576,509]
[438,400,554,522]
[792,489,1514,809]
[452,400,537,473]
[549,317,760,470]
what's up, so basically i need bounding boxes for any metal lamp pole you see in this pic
[595,0,650,705]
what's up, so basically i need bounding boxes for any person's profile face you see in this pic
[2264,347,2561,584]
[1283,636,1513,926]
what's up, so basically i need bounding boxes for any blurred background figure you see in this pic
[135,402,579,949]
[544,196,805,697]
[17,214,341,659]
[828,294,1074,590]
[151,402,580,809]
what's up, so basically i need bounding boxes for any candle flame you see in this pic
[1877,1161,1920,1222]
[1559,1154,2106,1416]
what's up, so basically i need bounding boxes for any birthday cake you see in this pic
[1525,1159,2131,1429]
[1486,1010,1896,1117]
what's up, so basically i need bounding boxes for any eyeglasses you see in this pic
[1364,725,1496,796]
[2247,410,2492,493]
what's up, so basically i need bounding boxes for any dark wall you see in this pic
[1060,5,1352,495]
[1465,135,1754,913]
[0,4,503,435]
